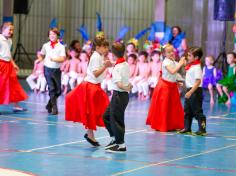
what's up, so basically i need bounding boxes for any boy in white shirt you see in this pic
[39,28,66,115]
[179,47,207,136]
[103,42,132,153]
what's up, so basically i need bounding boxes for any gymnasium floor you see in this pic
[0,85,236,176]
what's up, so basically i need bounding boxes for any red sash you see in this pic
[185,60,201,71]
[115,58,126,65]
[50,41,58,49]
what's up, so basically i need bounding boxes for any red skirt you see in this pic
[65,81,109,130]
[146,79,184,132]
[0,60,28,104]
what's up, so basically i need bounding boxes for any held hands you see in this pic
[177,82,184,87]
[179,57,186,66]
[103,60,112,68]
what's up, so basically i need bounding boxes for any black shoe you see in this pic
[105,140,116,149]
[84,134,100,147]
[193,130,207,136]
[106,145,126,153]
[50,107,58,115]
[178,129,192,135]
[46,100,52,113]
[50,97,59,115]
[13,107,27,112]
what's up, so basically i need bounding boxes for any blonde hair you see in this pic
[206,55,214,64]
[163,44,174,53]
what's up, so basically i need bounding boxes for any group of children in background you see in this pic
[26,39,236,106]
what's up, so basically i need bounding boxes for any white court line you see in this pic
[111,143,236,176]
[0,115,80,127]
[8,120,18,123]
[20,129,147,152]
[227,138,236,141]
[23,99,139,108]
[27,122,39,125]
[22,101,64,107]
[208,116,236,120]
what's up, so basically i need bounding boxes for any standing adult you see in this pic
[169,26,188,58]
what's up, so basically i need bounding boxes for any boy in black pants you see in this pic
[179,47,207,136]
[103,42,132,152]
[40,28,66,115]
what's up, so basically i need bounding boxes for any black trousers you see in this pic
[44,66,62,99]
[184,87,206,131]
[103,91,129,144]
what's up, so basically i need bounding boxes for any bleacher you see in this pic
[17,69,32,78]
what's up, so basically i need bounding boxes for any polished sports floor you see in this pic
[0,83,236,176]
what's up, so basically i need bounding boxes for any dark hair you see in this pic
[151,50,161,57]
[128,53,137,60]
[48,28,60,37]
[93,36,109,47]
[112,42,125,58]
[69,46,78,52]
[80,50,89,58]
[169,26,182,44]
[69,40,81,52]
[227,52,236,58]
[138,51,148,58]
[188,47,203,59]
[70,40,80,47]
[171,26,182,34]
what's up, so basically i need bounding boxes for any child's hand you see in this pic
[185,91,192,99]
[13,64,19,73]
[127,83,133,92]
[177,82,184,87]
[179,57,186,66]
[104,60,112,68]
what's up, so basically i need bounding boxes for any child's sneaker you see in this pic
[13,107,27,112]
[178,129,192,135]
[193,130,207,136]
[105,140,116,149]
[106,145,126,153]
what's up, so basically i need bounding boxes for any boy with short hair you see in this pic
[103,42,132,153]
[179,47,207,136]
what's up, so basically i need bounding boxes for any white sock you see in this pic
[118,143,125,148]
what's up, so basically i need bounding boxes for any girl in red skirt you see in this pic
[146,44,185,132]
[65,36,112,146]
[0,22,28,112]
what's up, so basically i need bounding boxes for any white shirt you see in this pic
[111,61,130,92]
[84,51,106,84]
[185,64,202,88]
[0,34,12,62]
[162,58,177,82]
[41,41,66,69]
